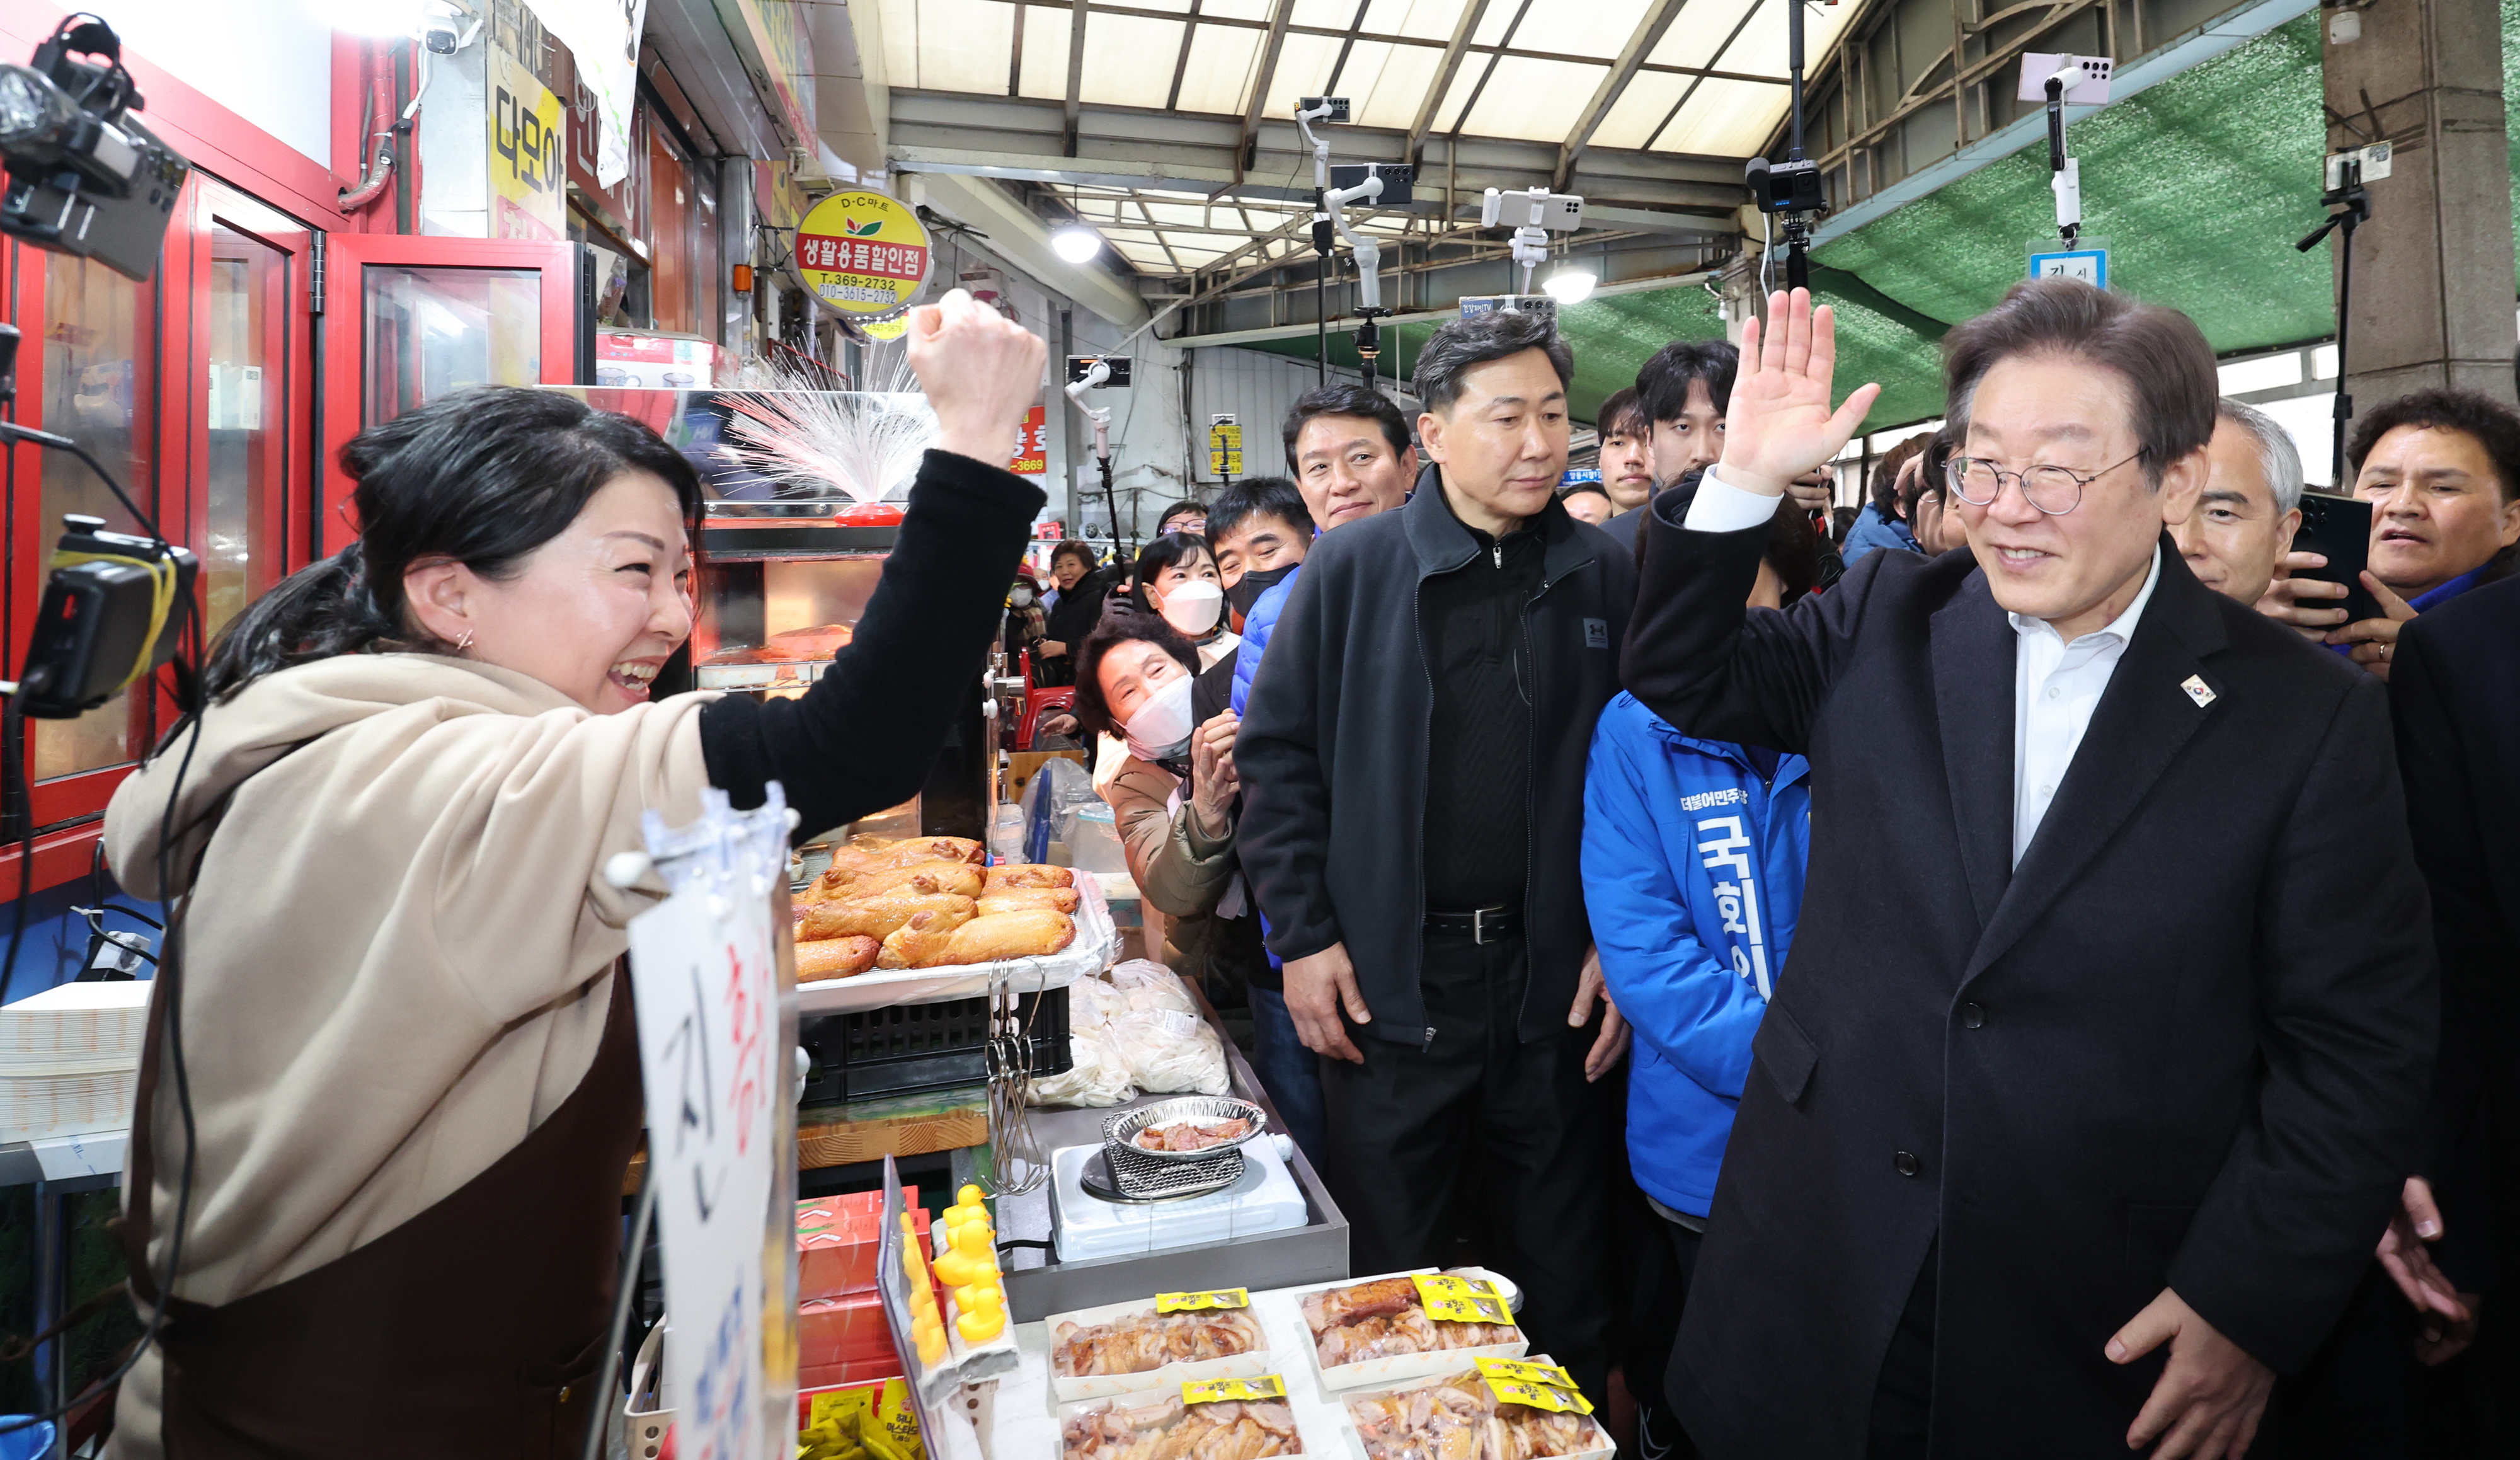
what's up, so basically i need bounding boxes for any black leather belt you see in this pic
[1423,907,1522,943]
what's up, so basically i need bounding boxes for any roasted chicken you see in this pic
[878,908,1077,970]
[984,863,1075,890]
[975,885,1083,916]
[801,892,978,941]
[795,936,883,980]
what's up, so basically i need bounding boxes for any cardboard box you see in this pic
[803,1288,900,1372]
[1040,1295,1277,1406]
[1331,1356,1613,1460]
[799,1187,928,1301]
[1283,1270,1528,1392]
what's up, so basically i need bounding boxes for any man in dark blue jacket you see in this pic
[1238,308,1635,1400]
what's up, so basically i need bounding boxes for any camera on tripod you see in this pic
[0,16,190,282]
[1746,156,1824,215]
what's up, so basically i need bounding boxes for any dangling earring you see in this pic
[455,630,476,653]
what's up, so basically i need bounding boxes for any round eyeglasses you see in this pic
[1945,449,2143,516]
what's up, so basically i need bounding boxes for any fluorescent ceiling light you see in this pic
[1542,267,1597,304]
[1051,226,1104,264]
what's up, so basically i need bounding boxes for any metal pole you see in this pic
[33,1181,62,1460]
[2333,208,2356,488]
[1789,0,1806,160]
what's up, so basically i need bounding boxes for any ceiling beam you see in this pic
[1407,0,1492,162]
[1809,0,2317,241]
[1162,266,1720,350]
[1063,0,1091,156]
[1163,0,1202,112]
[1556,0,1691,190]
[912,171,1154,330]
[1235,0,1300,182]
[1644,0,1763,151]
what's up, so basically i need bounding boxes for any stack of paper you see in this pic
[0,981,150,1143]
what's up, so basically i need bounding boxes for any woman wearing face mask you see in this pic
[1005,568,1047,659]
[1132,532,1239,668]
[96,294,1047,1459]
[1085,534,1239,790]
[1074,609,1247,987]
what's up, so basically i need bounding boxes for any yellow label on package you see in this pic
[1412,1273,1512,1324]
[1182,1376,1286,1404]
[1157,1289,1251,1313]
[1474,1359,1594,1415]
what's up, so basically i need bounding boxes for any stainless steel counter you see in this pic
[998,1031,1348,1321]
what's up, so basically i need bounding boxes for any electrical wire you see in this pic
[0,418,205,1434]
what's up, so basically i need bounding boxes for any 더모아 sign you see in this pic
[627,857,781,1460]
[798,190,932,316]
[490,46,566,241]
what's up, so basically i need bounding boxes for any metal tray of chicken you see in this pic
[1103,1096,1269,1163]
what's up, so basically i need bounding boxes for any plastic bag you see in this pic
[1109,958,1199,1016]
[1031,974,1138,1107]
[1029,1026,1135,1106]
[1102,962,1226,1092]
[1021,756,1101,865]
[1106,1009,1228,1095]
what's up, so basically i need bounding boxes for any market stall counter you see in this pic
[994,1030,1349,1321]
[985,1268,1615,1460]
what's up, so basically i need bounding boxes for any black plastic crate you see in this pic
[798,986,1073,1104]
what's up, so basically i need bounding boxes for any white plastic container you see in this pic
[1282,1269,1530,1392]
[1333,1355,1614,1460]
[1040,1296,1276,1406]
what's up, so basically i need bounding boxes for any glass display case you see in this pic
[561,386,992,842]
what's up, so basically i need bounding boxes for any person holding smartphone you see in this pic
[2257,389,2520,681]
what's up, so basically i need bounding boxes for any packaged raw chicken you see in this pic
[1343,1365,1608,1460]
[1301,1275,1523,1369]
[1061,1389,1301,1460]
[1051,1306,1266,1378]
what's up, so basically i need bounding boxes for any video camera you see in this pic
[0,16,190,282]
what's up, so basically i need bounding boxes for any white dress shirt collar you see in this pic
[2005,544,2164,649]
[2010,545,2163,866]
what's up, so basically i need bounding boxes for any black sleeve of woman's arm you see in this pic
[699,449,1046,839]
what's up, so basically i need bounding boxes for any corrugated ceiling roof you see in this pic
[1244,10,2353,431]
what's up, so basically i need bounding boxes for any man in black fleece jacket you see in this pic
[1237,310,1634,1399]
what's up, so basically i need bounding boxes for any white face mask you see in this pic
[1156,578,1224,636]
[1121,670,1196,762]
[1011,587,1035,606]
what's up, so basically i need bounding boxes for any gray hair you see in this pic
[1413,308,1572,413]
[2215,398,2305,515]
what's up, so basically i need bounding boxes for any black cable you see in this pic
[580,1173,659,1460]
[0,695,30,1009]
[0,436,204,1435]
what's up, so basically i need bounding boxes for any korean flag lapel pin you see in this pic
[2179,674,2218,710]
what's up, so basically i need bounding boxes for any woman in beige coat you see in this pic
[1068,610,1243,983]
[98,293,1046,1459]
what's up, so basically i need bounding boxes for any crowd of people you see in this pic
[1013,277,2520,1459]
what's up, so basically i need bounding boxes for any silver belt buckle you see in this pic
[1472,907,1494,945]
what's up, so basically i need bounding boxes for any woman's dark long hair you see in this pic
[202,388,703,702]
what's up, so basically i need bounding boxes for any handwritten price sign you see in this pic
[629,882,780,1460]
